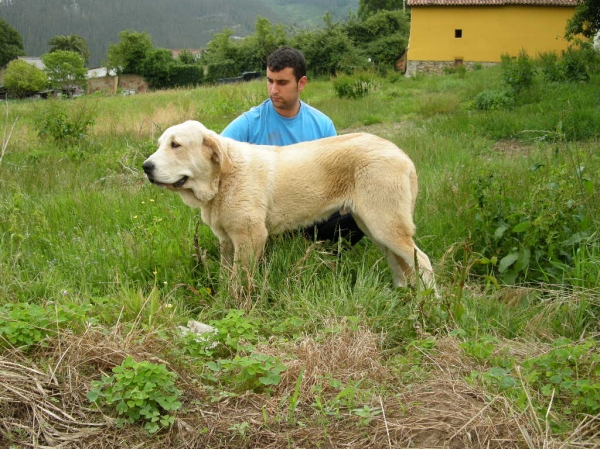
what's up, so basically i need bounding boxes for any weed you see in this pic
[501,50,537,93]
[87,356,182,433]
[205,352,286,393]
[36,99,96,148]
[333,74,382,99]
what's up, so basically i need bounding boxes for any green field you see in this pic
[1,65,599,448]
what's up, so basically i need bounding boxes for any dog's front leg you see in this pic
[219,238,235,267]
[230,228,268,292]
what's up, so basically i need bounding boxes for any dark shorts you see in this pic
[301,211,364,247]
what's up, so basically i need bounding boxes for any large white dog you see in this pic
[143,120,434,289]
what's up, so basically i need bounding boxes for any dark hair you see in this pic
[267,46,307,82]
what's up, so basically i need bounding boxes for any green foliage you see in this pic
[106,30,154,75]
[291,22,359,76]
[0,303,53,349]
[358,0,404,19]
[168,63,204,88]
[469,338,600,432]
[565,0,600,39]
[501,50,537,93]
[42,50,88,94]
[539,47,598,83]
[346,10,409,67]
[3,59,48,98]
[333,73,381,99]
[35,99,96,148]
[206,352,286,393]
[86,356,182,433]
[472,89,515,111]
[523,339,600,422]
[48,34,90,64]
[207,309,260,355]
[466,159,597,285]
[140,47,174,89]
[205,59,239,84]
[0,17,25,67]
[0,302,91,350]
[179,310,286,394]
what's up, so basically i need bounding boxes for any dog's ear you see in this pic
[203,133,232,174]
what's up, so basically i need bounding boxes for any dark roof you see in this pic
[408,0,578,5]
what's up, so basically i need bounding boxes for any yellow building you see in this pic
[405,0,578,76]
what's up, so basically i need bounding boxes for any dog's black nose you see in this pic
[142,161,155,175]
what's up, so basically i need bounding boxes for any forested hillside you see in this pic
[0,0,358,67]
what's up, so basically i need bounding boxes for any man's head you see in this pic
[267,46,307,82]
[266,47,308,118]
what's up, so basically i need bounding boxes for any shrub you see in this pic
[36,99,96,148]
[0,302,91,350]
[333,73,381,99]
[3,59,48,98]
[466,160,596,285]
[539,52,563,83]
[472,89,515,111]
[501,50,536,93]
[87,356,182,433]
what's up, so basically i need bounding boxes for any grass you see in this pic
[0,65,599,448]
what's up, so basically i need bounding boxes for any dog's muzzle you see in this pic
[142,160,188,188]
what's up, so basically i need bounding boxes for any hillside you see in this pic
[0,0,358,67]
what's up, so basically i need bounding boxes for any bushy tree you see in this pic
[3,59,47,98]
[42,50,87,96]
[177,49,198,65]
[566,0,600,39]
[0,17,25,66]
[106,30,154,75]
[48,34,90,64]
[253,16,288,67]
[140,48,174,89]
[346,10,410,66]
[292,20,362,76]
[358,0,404,19]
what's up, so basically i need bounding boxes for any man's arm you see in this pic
[221,115,249,142]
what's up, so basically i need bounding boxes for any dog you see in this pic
[142,120,434,289]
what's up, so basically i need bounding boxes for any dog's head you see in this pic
[142,120,232,207]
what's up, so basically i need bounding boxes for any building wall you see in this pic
[86,76,119,95]
[407,5,575,74]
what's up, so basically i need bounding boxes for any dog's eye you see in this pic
[171,141,181,149]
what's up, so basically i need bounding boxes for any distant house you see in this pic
[405,0,579,76]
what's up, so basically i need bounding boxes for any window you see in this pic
[455,29,463,38]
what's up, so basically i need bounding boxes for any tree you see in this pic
[566,0,600,39]
[42,50,87,96]
[346,10,410,66]
[291,18,360,76]
[3,59,47,98]
[0,17,25,67]
[48,34,91,64]
[358,0,405,19]
[253,16,288,68]
[140,48,174,89]
[106,30,154,75]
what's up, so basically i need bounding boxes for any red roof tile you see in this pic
[408,0,578,5]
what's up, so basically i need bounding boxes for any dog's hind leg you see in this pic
[355,208,434,290]
[354,215,409,287]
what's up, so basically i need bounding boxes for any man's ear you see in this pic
[203,133,232,174]
[297,75,307,93]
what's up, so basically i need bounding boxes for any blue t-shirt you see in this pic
[221,99,336,145]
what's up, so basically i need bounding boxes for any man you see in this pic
[221,46,363,246]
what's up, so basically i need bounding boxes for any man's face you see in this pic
[266,66,307,117]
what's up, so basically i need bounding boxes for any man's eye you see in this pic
[171,141,181,148]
